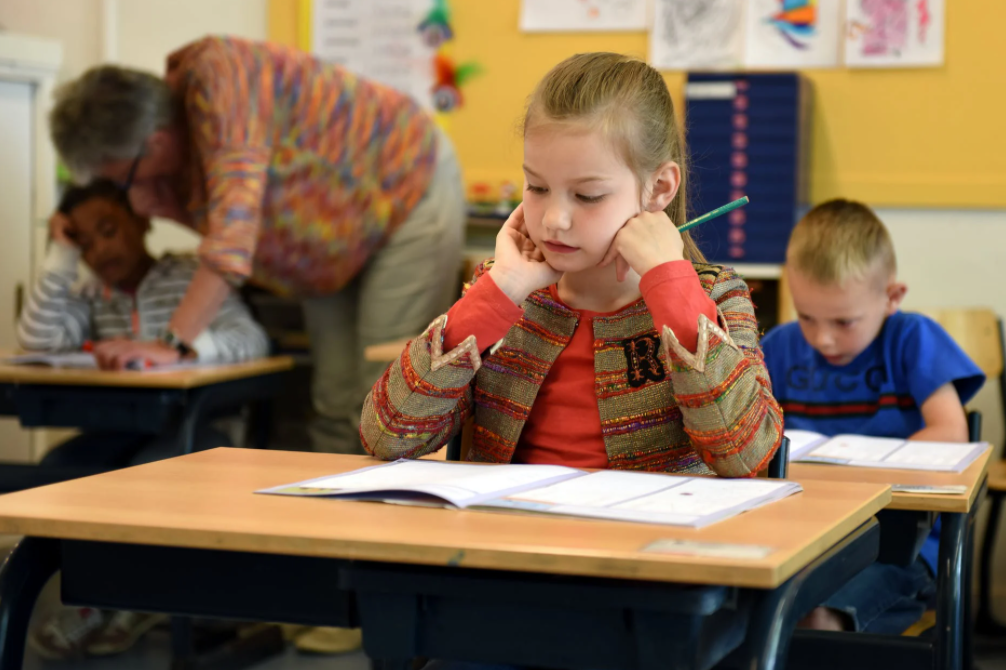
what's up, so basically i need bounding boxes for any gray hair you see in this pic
[49,65,175,180]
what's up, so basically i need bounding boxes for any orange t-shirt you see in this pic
[443,261,717,468]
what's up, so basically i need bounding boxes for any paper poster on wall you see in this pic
[744,0,842,68]
[520,0,650,32]
[312,0,436,106]
[844,0,944,68]
[649,0,743,70]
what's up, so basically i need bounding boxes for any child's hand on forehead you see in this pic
[48,212,76,247]
[489,203,562,305]
[599,210,685,282]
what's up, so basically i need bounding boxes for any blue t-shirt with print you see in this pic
[762,311,985,572]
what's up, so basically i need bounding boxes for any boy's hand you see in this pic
[48,212,75,247]
[93,339,181,370]
[489,203,562,305]
[600,210,686,282]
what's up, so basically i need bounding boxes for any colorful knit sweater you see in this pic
[361,261,783,477]
[166,36,438,297]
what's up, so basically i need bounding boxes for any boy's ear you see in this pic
[644,161,681,213]
[885,281,908,314]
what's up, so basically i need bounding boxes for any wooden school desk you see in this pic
[0,448,889,670]
[788,447,993,670]
[0,356,293,488]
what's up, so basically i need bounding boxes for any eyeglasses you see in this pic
[117,150,144,196]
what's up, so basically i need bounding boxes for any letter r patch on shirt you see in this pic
[624,334,666,387]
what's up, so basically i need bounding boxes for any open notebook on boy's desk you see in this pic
[4,352,209,373]
[786,430,987,474]
[260,459,803,529]
[4,352,99,369]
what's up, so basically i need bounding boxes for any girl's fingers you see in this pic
[501,202,525,231]
[616,255,630,283]
[599,233,622,268]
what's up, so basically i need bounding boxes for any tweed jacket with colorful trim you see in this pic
[361,260,783,477]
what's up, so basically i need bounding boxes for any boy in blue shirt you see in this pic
[763,199,984,633]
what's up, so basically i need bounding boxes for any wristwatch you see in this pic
[160,329,194,357]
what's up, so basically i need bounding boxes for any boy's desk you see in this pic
[0,356,294,457]
[787,447,993,670]
[0,448,890,670]
[789,447,992,514]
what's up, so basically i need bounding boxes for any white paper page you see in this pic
[650,0,743,70]
[844,0,945,68]
[304,460,582,506]
[613,477,793,517]
[803,435,905,463]
[510,470,683,507]
[520,0,650,32]
[5,352,97,369]
[785,430,828,460]
[312,0,435,108]
[881,442,984,472]
[743,0,842,69]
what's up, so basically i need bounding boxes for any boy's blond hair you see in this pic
[786,199,896,286]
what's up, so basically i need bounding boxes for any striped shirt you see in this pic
[166,36,438,297]
[17,242,269,363]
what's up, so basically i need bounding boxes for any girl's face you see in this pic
[522,126,643,274]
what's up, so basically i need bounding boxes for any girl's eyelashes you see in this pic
[525,184,606,205]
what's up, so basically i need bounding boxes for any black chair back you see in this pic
[767,436,790,479]
[968,410,983,442]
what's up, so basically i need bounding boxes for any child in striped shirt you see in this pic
[18,179,268,368]
[20,179,269,659]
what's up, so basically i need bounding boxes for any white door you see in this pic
[0,79,35,462]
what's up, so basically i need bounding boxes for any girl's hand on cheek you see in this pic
[599,210,686,282]
[489,203,563,305]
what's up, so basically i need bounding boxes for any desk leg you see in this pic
[249,400,273,450]
[0,537,60,670]
[965,512,976,670]
[725,520,880,670]
[936,512,967,670]
[176,387,212,455]
[977,493,1004,634]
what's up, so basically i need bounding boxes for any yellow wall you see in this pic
[269,0,1006,209]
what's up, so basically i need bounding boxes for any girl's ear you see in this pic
[645,161,681,212]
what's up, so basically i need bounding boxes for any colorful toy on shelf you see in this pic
[417,0,453,49]
[468,182,495,215]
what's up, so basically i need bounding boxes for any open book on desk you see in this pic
[786,430,987,473]
[4,352,210,372]
[260,459,803,529]
[4,352,99,369]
